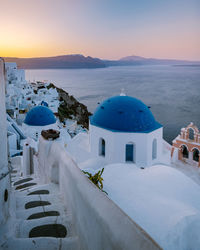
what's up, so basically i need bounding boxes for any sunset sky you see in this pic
[0,0,199,60]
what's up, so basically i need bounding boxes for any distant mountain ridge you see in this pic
[120,55,147,61]
[4,54,106,69]
[104,55,200,67]
[4,54,200,69]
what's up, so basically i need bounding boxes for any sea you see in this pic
[25,65,200,144]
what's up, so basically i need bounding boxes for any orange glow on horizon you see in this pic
[0,48,76,59]
[1,41,200,61]
[0,0,199,61]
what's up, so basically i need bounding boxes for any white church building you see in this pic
[89,95,163,168]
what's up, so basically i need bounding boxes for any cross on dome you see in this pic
[120,88,126,96]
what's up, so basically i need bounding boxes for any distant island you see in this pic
[4,54,200,69]
[104,55,200,67]
[4,54,106,69]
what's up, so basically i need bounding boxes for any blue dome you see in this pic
[41,101,48,107]
[24,106,56,126]
[90,96,162,133]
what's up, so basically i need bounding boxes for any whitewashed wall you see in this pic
[37,137,161,250]
[90,124,163,167]
[16,69,25,83]
[8,132,17,150]
[0,58,10,227]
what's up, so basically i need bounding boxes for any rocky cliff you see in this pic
[47,83,92,129]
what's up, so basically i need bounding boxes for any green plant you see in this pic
[83,168,108,194]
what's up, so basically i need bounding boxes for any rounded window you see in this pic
[99,138,105,156]
[152,139,157,160]
[4,189,8,202]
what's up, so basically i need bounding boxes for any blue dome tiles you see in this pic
[90,96,162,133]
[24,106,56,126]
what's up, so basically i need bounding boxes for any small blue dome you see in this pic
[90,96,162,133]
[41,101,48,107]
[24,106,56,126]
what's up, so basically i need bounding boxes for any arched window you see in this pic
[193,148,199,162]
[125,143,135,162]
[188,128,194,140]
[99,138,105,156]
[152,139,157,160]
[181,145,189,158]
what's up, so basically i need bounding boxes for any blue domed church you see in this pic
[89,95,163,167]
[23,106,57,139]
[24,106,56,126]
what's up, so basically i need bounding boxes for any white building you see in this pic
[89,95,163,168]
[5,62,27,116]
[5,62,26,85]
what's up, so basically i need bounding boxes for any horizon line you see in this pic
[3,54,200,62]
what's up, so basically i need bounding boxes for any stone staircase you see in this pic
[1,159,80,250]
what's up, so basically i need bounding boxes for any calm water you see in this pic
[25,65,200,143]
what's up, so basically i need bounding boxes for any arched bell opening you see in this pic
[193,148,199,162]
[181,145,189,159]
[188,128,195,140]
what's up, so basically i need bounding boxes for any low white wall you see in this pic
[0,58,10,228]
[37,137,161,250]
[0,58,7,169]
[0,169,10,227]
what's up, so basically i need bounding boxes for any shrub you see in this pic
[82,168,108,194]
